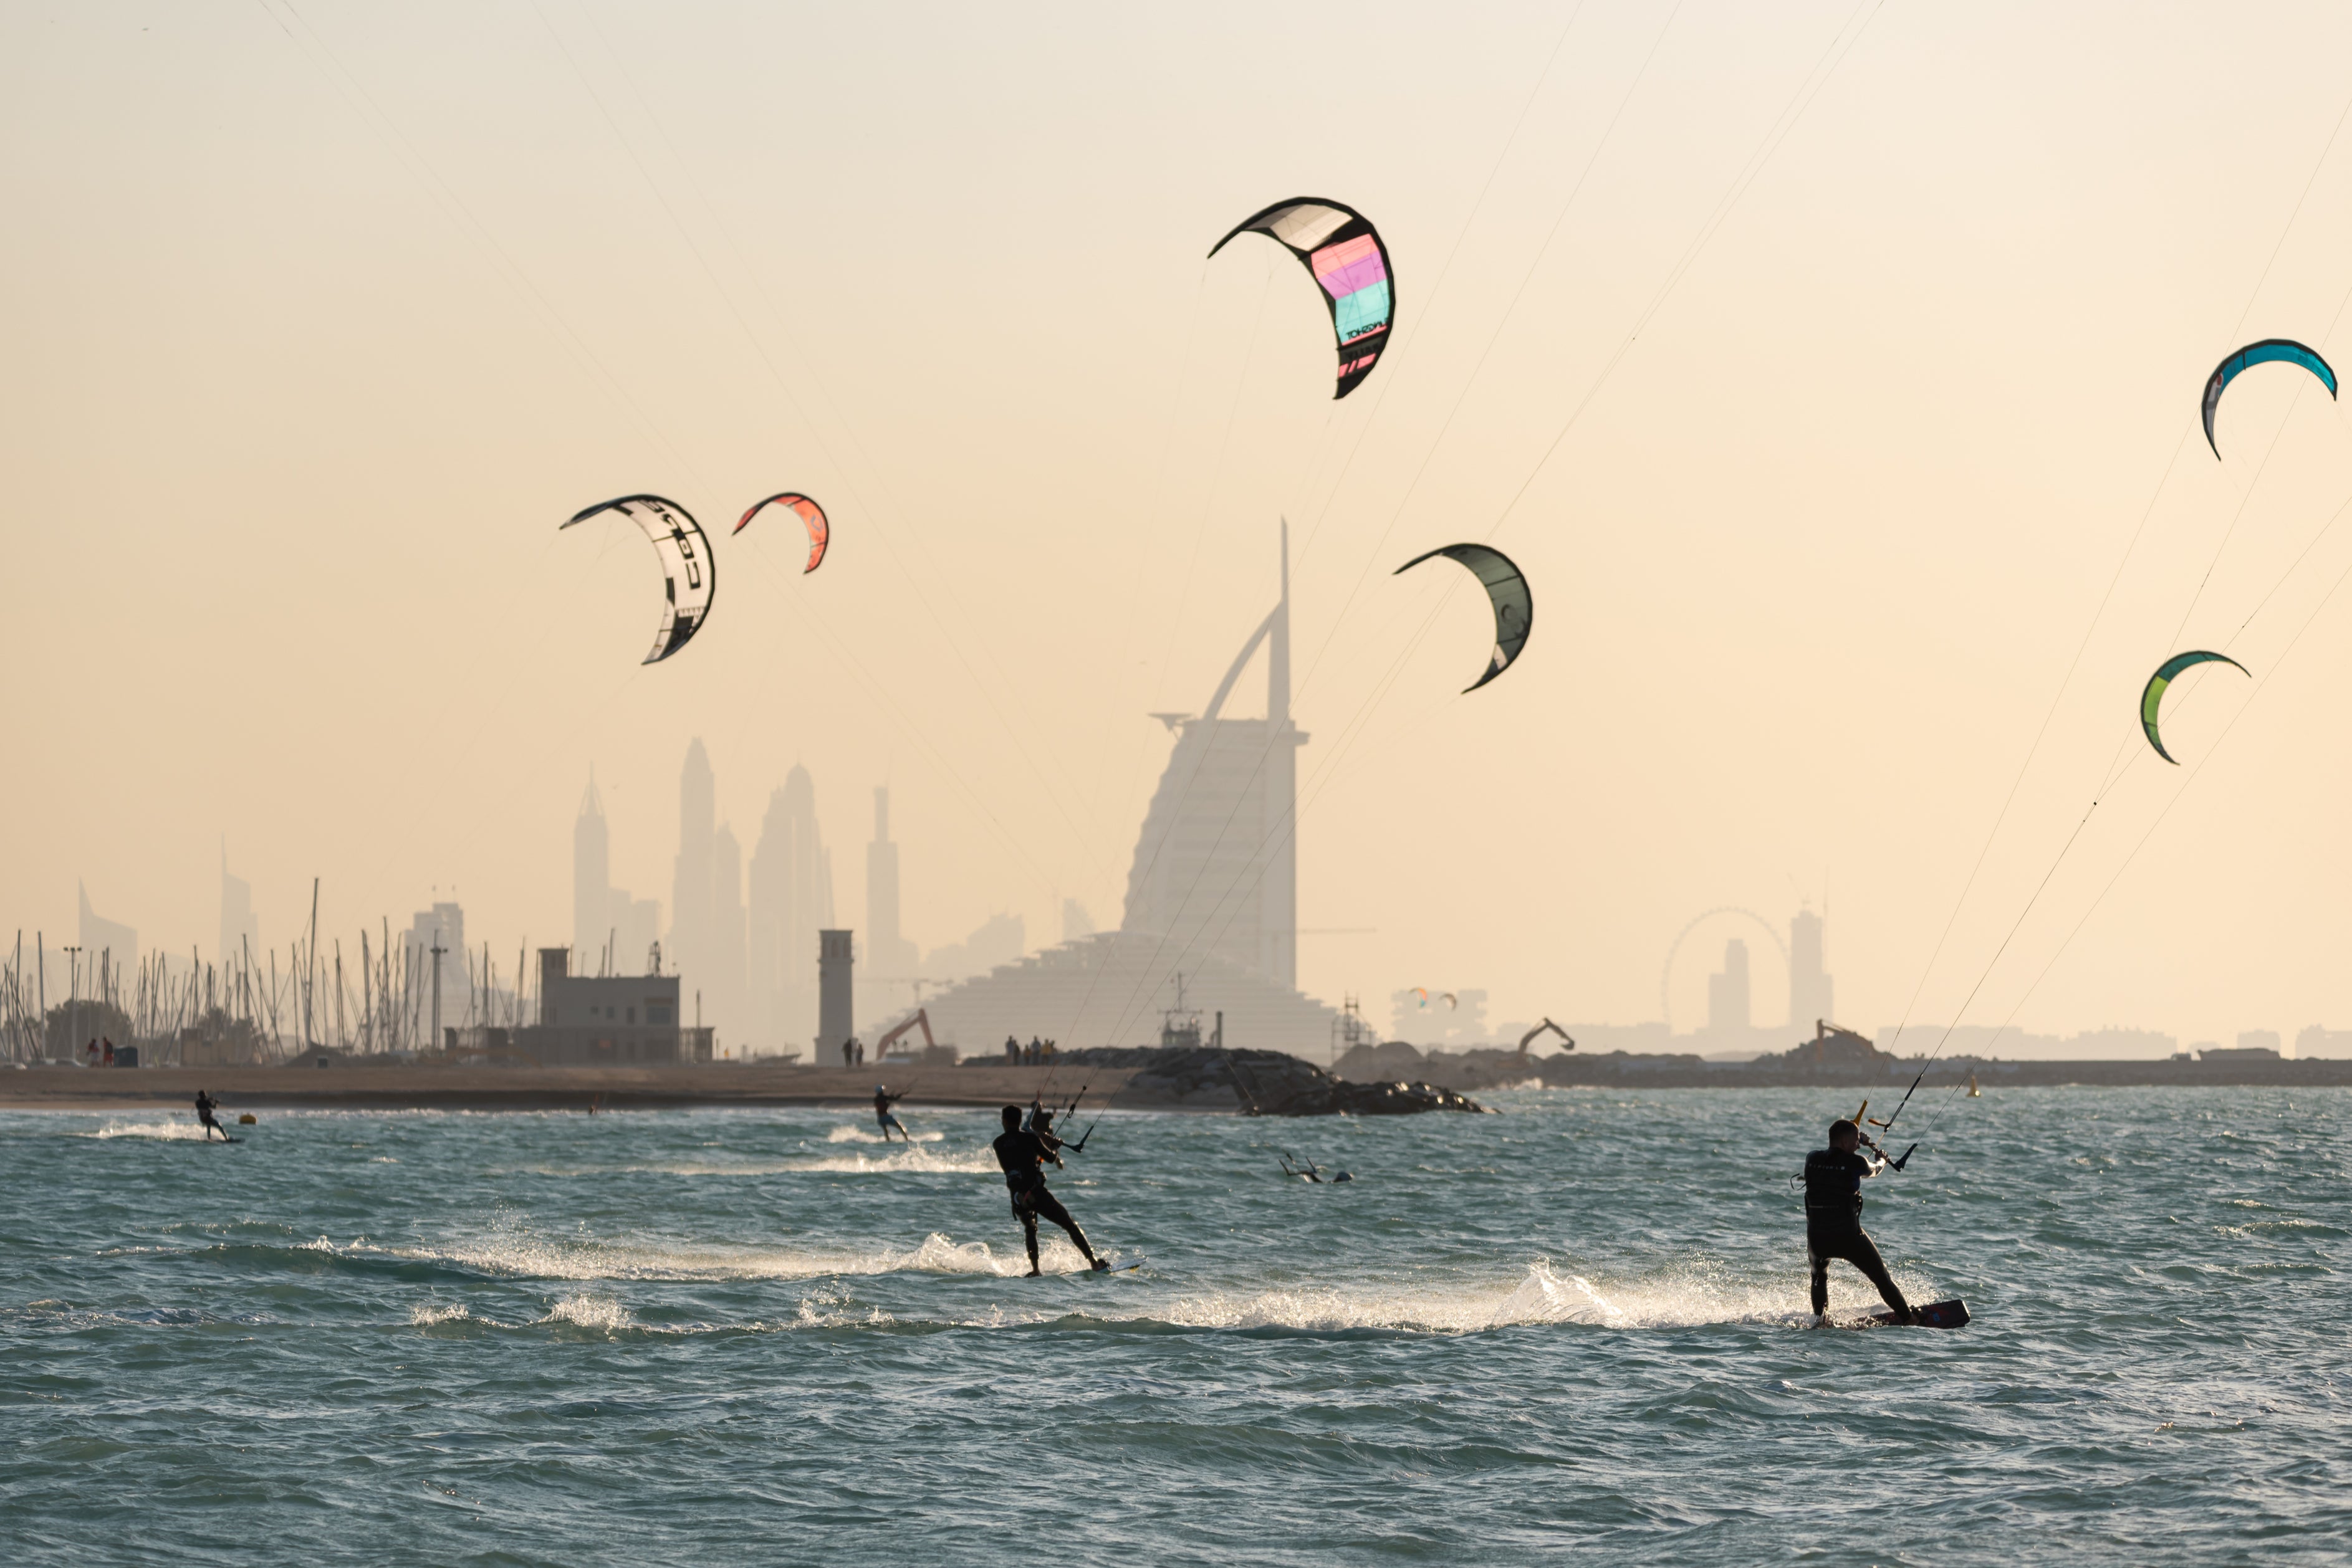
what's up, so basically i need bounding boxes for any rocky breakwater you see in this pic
[1335,1040,1547,1092]
[1060,1046,1485,1116]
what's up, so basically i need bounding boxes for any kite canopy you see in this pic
[736,491,829,574]
[2139,649,2247,763]
[1394,543,1532,692]
[2202,339,2337,458]
[1209,198,1393,399]
[562,494,715,665]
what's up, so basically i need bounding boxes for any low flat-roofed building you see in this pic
[514,948,713,1066]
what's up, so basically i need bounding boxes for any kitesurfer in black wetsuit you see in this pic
[873,1084,910,1143]
[194,1090,227,1142]
[992,1104,1106,1276]
[1802,1119,1911,1324]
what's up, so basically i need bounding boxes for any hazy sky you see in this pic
[11,0,2352,1049]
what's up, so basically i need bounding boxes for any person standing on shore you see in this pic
[1801,1119,1912,1324]
[991,1105,1106,1276]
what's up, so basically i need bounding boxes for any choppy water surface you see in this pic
[3,1086,2346,1564]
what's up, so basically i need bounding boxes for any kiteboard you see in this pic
[1865,1298,1969,1329]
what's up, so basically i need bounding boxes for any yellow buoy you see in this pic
[238,1112,257,1125]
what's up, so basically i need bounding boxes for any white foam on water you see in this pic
[367,1227,1054,1283]
[87,1121,215,1141]
[785,1145,993,1175]
[502,1145,993,1178]
[827,1124,946,1145]
[537,1293,635,1331]
[409,1302,476,1326]
[944,1260,1937,1336]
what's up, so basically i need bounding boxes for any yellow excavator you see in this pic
[1517,1018,1573,1059]
[874,1009,938,1061]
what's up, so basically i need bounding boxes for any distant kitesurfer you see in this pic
[992,1104,1106,1276]
[873,1084,910,1143]
[1802,1119,1913,1325]
[194,1090,227,1142]
[1280,1152,1351,1183]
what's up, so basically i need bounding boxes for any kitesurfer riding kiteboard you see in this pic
[991,1104,1108,1276]
[1802,1118,1914,1326]
[873,1084,910,1144]
[193,1090,231,1143]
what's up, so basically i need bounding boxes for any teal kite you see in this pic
[2140,651,2247,763]
[2202,340,2336,458]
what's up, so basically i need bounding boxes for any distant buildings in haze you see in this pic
[76,881,137,987]
[1707,939,1752,1035]
[748,765,830,1052]
[218,848,258,967]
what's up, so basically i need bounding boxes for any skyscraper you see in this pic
[77,882,138,992]
[1787,906,1834,1028]
[747,764,825,1051]
[1121,523,1303,985]
[219,846,259,967]
[1707,939,1751,1034]
[574,769,663,977]
[405,901,465,1018]
[862,788,919,1020]
[711,820,746,1040]
[670,740,716,988]
[574,773,610,963]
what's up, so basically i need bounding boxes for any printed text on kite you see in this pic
[561,494,716,664]
[1209,198,1394,399]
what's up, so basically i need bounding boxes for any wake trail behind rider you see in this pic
[873,1084,911,1143]
[991,1104,1106,1276]
[1801,1117,1913,1325]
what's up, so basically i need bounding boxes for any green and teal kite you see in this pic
[2139,650,2247,763]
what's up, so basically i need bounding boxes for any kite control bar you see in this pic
[1848,1099,1916,1172]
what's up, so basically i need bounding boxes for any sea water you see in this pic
[1,1086,2345,1564]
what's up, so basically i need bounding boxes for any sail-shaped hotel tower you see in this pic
[1120,522,1303,990]
[908,525,1336,1055]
